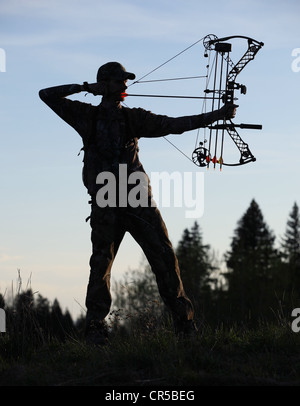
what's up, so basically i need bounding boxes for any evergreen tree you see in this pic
[0,293,5,309]
[176,221,215,315]
[12,289,45,348]
[281,202,300,264]
[63,309,75,337]
[280,202,300,305]
[35,293,51,334]
[223,199,279,323]
[50,298,71,341]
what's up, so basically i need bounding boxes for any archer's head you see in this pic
[97,62,135,103]
[97,62,135,82]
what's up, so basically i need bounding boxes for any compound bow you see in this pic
[126,34,264,170]
[192,34,264,169]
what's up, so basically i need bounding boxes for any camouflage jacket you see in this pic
[39,84,215,196]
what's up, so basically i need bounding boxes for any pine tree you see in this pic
[35,294,51,333]
[50,299,70,341]
[280,202,300,303]
[223,199,279,323]
[0,293,5,309]
[281,202,300,263]
[176,221,215,314]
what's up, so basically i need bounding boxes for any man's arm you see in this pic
[39,83,86,110]
[179,104,237,132]
[129,104,237,139]
[39,83,95,136]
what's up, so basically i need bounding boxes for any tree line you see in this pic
[1,198,299,346]
[113,199,300,329]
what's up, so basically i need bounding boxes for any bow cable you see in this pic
[125,35,210,166]
[128,36,206,86]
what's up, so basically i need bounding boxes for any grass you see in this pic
[1,321,300,386]
[1,275,300,387]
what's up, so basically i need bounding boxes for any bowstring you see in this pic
[206,50,219,169]
[132,75,207,84]
[213,51,225,169]
[194,49,214,152]
[219,52,230,170]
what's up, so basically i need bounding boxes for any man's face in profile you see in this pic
[106,79,128,102]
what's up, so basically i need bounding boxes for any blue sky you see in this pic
[0,0,299,319]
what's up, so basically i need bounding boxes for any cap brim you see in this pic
[124,72,136,80]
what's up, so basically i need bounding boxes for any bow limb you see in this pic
[222,37,263,166]
[206,121,262,166]
[221,121,256,166]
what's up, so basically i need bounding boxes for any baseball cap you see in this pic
[97,62,136,82]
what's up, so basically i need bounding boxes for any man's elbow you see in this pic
[39,88,47,102]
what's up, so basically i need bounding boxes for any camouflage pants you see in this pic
[85,201,194,330]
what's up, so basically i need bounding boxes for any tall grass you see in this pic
[1,299,300,386]
[0,272,76,361]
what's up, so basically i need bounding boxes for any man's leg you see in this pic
[85,205,125,343]
[124,205,196,335]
